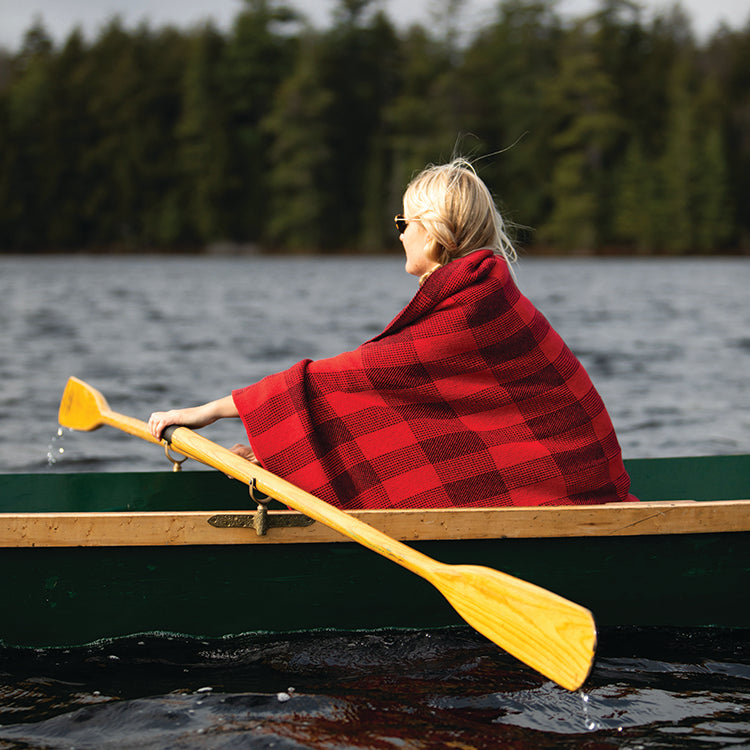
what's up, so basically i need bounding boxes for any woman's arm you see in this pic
[148,395,239,439]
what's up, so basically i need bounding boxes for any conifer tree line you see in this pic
[1,0,748,254]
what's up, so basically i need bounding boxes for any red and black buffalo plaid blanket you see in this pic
[233,250,635,509]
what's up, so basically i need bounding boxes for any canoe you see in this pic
[1,454,748,649]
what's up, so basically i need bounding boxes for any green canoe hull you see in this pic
[1,455,748,648]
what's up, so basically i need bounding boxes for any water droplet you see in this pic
[580,691,601,732]
[47,427,70,466]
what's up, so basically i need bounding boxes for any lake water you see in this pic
[1,254,749,748]
[2,254,749,472]
[0,627,748,749]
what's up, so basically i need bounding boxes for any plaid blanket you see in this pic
[233,250,635,509]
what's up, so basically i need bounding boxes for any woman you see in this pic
[149,158,636,508]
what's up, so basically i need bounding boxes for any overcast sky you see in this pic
[1,0,748,51]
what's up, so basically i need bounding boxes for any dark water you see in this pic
[1,628,749,749]
[1,255,750,748]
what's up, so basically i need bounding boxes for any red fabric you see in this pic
[233,250,636,509]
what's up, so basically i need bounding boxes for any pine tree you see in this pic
[656,56,695,253]
[2,20,56,249]
[220,0,298,243]
[384,21,465,214]
[263,33,334,250]
[461,0,562,242]
[614,138,650,252]
[177,25,231,245]
[540,22,624,251]
[691,76,733,252]
[321,0,400,250]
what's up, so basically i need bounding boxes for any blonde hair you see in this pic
[403,158,516,282]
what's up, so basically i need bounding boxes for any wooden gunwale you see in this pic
[2,499,749,548]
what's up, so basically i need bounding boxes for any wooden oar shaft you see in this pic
[58,378,596,691]
[102,409,162,447]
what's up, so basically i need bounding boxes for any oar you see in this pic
[58,376,596,690]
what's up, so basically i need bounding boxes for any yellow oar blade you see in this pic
[59,377,162,446]
[58,376,109,432]
[433,564,595,691]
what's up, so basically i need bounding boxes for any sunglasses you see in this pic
[394,215,410,234]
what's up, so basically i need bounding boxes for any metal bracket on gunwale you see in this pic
[207,478,315,536]
[207,512,315,534]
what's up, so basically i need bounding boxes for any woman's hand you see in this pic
[230,443,259,464]
[148,405,213,439]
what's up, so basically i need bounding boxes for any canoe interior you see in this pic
[1,455,748,646]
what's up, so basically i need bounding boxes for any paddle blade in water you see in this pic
[58,377,109,432]
[433,564,596,691]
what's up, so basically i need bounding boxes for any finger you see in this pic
[149,413,166,439]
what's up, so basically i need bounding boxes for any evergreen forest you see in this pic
[1,0,749,255]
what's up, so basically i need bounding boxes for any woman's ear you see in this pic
[425,236,440,262]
